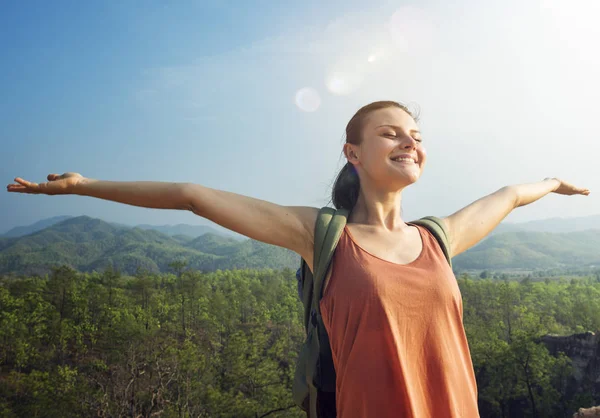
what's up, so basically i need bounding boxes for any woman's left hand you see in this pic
[546,178,591,196]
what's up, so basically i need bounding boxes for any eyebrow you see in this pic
[376,124,421,134]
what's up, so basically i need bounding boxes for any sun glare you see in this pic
[295,87,321,112]
[325,71,363,96]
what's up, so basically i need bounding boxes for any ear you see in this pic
[343,143,360,166]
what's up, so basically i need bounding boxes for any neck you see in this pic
[348,184,406,231]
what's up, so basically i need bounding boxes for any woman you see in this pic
[6,101,590,417]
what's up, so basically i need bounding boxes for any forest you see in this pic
[2,261,600,417]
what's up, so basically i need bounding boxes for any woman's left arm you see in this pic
[443,178,591,257]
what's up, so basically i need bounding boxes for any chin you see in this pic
[404,178,420,188]
[377,167,422,189]
[388,175,420,190]
[396,169,421,183]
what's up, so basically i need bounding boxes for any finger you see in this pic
[14,178,38,188]
[7,186,38,194]
[47,173,61,181]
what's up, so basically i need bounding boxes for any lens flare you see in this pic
[325,72,363,95]
[295,87,321,112]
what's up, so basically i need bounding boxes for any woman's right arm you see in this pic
[7,173,319,269]
[183,183,319,269]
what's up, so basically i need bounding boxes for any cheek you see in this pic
[417,148,427,169]
[419,147,427,162]
[361,143,385,165]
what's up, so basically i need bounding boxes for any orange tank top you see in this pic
[319,224,480,418]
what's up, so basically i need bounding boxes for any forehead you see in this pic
[363,107,418,131]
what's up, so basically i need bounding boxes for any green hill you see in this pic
[186,233,242,255]
[4,215,600,275]
[2,216,241,240]
[133,222,241,239]
[0,216,298,275]
[453,229,600,269]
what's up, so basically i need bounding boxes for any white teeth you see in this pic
[393,157,415,163]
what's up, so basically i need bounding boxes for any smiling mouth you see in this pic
[391,157,417,164]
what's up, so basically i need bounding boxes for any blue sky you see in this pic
[2,0,599,234]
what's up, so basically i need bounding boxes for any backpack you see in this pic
[292,207,453,417]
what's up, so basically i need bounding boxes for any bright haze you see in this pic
[1,0,598,234]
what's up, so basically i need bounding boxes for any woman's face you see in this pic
[346,106,427,190]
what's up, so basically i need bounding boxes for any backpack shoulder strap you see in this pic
[297,207,347,332]
[304,207,348,417]
[312,207,348,309]
[410,216,453,269]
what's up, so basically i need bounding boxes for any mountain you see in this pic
[3,216,241,240]
[453,229,600,270]
[506,214,600,233]
[4,214,600,275]
[461,215,600,244]
[134,223,241,239]
[1,215,73,238]
[6,212,600,240]
[186,233,242,255]
[488,222,525,236]
[483,215,600,237]
[0,216,297,276]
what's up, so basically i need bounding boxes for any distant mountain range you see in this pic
[494,215,600,234]
[453,229,600,270]
[0,216,297,276]
[1,214,600,275]
[4,213,600,240]
[1,216,240,239]
[1,216,74,238]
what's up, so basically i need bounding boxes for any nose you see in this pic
[401,135,418,149]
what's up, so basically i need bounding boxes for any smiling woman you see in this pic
[5,100,590,418]
[331,101,425,213]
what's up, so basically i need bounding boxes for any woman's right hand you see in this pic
[6,172,87,195]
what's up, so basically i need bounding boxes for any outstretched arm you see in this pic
[443,178,590,257]
[6,173,319,269]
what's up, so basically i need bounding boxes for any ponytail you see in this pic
[332,162,360,210]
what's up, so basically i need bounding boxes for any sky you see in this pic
[1,0,599,234]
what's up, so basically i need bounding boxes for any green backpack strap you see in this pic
[296,207,348,333]
[312,207,349,310]
[410,216,453,268]
[306,207,348,418]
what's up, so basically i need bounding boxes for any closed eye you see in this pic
[383,132,423,143]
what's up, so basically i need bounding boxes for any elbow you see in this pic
[502,185,520,209]
[178,183,197,212]
[180,183,212,214]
